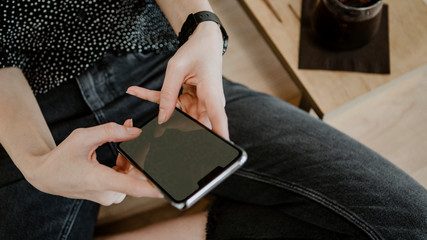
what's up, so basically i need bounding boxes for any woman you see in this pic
[0,0,426,239]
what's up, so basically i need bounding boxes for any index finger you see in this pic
[75,122,141,150]
[158,61,186,124]
[204,90,229,140]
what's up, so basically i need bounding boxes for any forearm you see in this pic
[155,0,214,35]
[0,67,56,177]
[155,0,223,57]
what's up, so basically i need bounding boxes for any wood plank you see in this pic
[325,64,427,188]
[241,0,427,116]
[216,0,301,105]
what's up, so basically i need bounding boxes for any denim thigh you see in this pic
[81,51,426,239]
[206,81,427,240]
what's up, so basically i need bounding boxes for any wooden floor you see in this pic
[95,0,426,236]
[325,64,427,188]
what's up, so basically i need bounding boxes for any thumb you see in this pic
[76,122,141,149]
[116,119,134,172]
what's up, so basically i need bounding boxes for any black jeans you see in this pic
[0,52,425,240]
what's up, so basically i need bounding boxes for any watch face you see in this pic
[220,26,229,55]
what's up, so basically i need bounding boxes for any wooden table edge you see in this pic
[239,0,324,118]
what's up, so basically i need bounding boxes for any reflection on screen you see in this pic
[119,110,240,201]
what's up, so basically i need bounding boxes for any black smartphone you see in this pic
[117,108,247,209]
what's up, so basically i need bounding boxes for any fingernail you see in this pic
[156,191,164,198]
[126,127,141,135]
[158,109,165,125]
[124,118,133,126]
[126,88,135,95]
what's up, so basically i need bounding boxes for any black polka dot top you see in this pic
[0,0,178,95]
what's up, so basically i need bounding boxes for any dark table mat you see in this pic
[298,0,390,74]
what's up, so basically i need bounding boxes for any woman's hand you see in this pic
[26,120,162,206]
[0,69,159,206]
[127,22,229,139]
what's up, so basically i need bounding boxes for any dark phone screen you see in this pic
[119,109,241,202]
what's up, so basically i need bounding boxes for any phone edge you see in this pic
[179,149,248,210]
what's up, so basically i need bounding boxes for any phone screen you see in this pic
[118,109,243,203]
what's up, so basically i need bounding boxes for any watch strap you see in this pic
[178,11,228,55]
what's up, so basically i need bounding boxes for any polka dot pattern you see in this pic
[0,0,178,95]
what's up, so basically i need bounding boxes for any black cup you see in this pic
[311,0,383,51]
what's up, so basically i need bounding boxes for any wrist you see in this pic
[195,21,222,38]
[6,142,53,182]
[17,152,48,192]
[155,0,213,34]
[194,22,223,51]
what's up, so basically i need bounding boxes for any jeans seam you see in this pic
[94,109,119,156]
[234,168,382,240]
[58,199,84,240]
[76,77,104,112]
[76,76,119,158]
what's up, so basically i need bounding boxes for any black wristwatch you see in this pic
[178,11,229,55]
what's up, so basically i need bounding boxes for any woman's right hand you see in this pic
[0,69,159,206]
[24,121,162,206]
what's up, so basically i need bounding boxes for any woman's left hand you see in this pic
[126,21,229,139]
